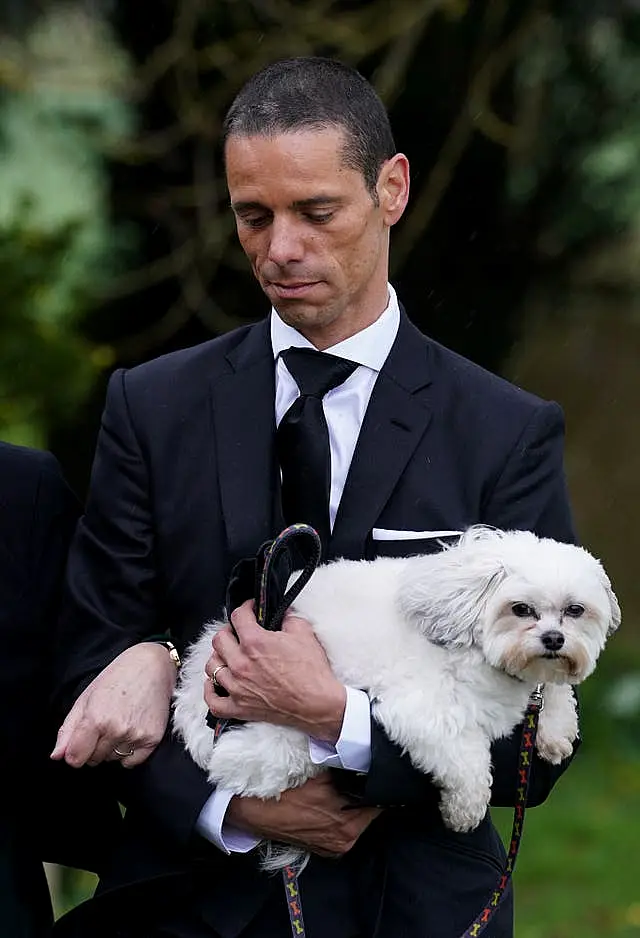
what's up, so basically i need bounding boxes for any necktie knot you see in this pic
[281,347,358,399]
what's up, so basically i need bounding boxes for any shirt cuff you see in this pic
[309,686,371,772]
[195,788,262,854]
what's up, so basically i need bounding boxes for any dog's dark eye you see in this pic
[564,604,585,618]
[512,602,534,618]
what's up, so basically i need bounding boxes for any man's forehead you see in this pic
[224,126,351,176]
[224,128,365,205]
[224,124,348,153]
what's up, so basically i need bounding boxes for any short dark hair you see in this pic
[223,57,396,197]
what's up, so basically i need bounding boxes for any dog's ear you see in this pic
[397,531,509,647]
[588,555,621,637]
[603,576,621,637]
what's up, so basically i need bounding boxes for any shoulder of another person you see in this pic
[0,441,64,495]
[0,443,78,550]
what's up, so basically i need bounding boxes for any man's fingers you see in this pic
[50,706,87,761]
[204,675,236,715]
[61,722,102,768]
[204,652,226,682]
[228,599,259,639]
[204,654,235,697]
[91,734,126,765]
[281,614,314,635]
[50,721,73,760]
[213,630,245,671]
[119,743,155,769]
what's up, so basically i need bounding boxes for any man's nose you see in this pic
[267,217,304,266]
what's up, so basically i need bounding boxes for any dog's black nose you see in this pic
[541,630,565,652]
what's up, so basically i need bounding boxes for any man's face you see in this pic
[225,128,409,348]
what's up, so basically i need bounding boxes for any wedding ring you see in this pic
[113,744,135,758]
[211,665,227,688]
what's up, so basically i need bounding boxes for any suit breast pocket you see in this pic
[367,528,462,559]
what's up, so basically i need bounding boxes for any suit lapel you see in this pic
[210,319,284,566]
[329,312,433,560]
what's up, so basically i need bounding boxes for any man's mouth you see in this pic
[268,280,321,298]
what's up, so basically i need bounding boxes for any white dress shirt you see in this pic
[196,284,401,852]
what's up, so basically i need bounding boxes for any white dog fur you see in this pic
[173,525,620,869]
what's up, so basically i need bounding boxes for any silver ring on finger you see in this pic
[113,743,135,758]
[211,665,228,689]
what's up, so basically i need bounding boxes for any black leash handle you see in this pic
[205,524,322,730]
[256,524,322,631]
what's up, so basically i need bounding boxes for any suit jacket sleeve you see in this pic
[52,371,213,846]
[352,400,580,809]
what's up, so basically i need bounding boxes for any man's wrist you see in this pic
[196,790,261,854]
[309,686,371,771]
[144,636,182,670]
[310,681,347,745]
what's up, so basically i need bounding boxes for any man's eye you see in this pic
[305,212,334,224]
[565,604,585,618]
[242,216,270,229]
[512,602,535,618]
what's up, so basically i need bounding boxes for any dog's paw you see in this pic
[535,730,575,765]
[208,723,317,798]
[439,787,489,833]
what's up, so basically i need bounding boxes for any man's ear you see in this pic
[377,153,410,226]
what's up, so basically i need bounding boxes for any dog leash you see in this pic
[250,523,322,938]
[459,682,545,938]
[212,523,323,938]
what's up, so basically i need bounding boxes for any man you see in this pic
[0,442,122,936]
[52,57,577,938]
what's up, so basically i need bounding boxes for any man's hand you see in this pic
[51,643,177,769]
[227,774,381,857]
[204,600,346,743]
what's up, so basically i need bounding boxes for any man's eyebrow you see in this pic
[230,200,266,214]
[291,196,342,209]
[230,196,342,213]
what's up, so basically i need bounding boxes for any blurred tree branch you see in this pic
[392,0,545,270]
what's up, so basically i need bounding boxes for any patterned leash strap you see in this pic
[460,683,545,938]
[215,524,322,938]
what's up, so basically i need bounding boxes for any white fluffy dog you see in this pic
[173,526,620,868]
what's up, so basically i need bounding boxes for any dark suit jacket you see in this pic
[52,312,577,938]
[0,443,123,938]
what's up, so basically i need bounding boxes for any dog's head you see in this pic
[398,525,620,684]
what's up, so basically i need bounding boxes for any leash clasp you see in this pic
[528,682,545,712]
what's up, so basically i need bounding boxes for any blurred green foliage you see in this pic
[0,1,133,445]
[0,210,112,447]
[511,11,640,255]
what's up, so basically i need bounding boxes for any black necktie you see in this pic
[277,347,358,551]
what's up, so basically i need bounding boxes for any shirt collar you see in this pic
[270,283,400,373]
